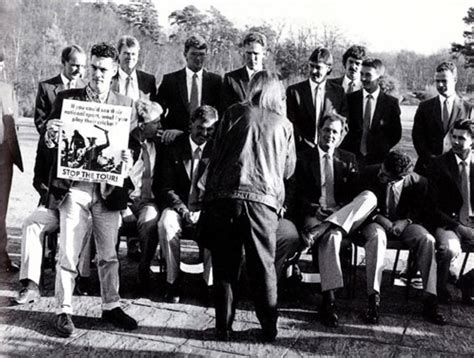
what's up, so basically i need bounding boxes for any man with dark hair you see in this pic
[412,61,473,176]
[220,32,267,111]
[359,150,446,325]
[157,35,222,145]
[154,105,218,303]
[44,42,137,337]
[286,46,347,151]
[341,58,401,165]
[328,45,366,93]
[427,119,474,306]
[111,35,158,103]
[296,112,379,328]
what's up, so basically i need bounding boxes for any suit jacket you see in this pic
[327,76,344,87]
[34,74,87,135]
[341,89,401,164]
[360,165,429,223]
[156,68,222,131]
[221,66,249,112]
[412,95,472,175]
[45,87,136,211]
[286,79,347,150]
[295,146,358,220]
[426,150,474,230]
[110,69,158,102]
[153,134,211,213]
[0,81,22,171]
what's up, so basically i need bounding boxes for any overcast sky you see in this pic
[151,0,472,54]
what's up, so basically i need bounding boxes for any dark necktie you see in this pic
[125,76,133,98]
[347,81,355,93]
[188,146,202,211]
[460,160,470,225]
[324,153,336,208]
[189,73,199,114]
[140,142,152,200]
[442,98,450,132]
[360,94,373,156]
[385,182,396,219]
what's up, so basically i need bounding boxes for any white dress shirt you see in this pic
[118,67,139,101]
[130,140,156,199]
[341,75,362,93]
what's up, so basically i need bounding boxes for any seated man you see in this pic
[360,150,446,324]
[121,99,163,290]
[427,119,474,306]
[154,105,217,303]
[296,112,378,328]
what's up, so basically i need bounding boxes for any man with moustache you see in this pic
[111,35,158,103]
[341,58,401,165]
[221,32,267,111]
[412,61,472,175]
[328,45,366,94]
[156,35,222,145]
[286,46,347,151]
[45,42,137,337]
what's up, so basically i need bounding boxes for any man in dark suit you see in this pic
[220,32,267,111]
[286,46,347,151]
[359,150,446,325]
[412,61,473,175]
[154,105,218,303]
[328,45,366,94]
[0,81,23,272]
[426,119,474,306]
[296,113,378,328]
[45,42,137,337]
[111,35,158,104]
[341,58,401,165]
[157,35,222,145]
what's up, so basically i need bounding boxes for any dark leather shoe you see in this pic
[165,283,181,303]
[261,326,278,342]
[55,313,75,338]
[215,328,231,341]
[423,301,447,325]
[365,293,380,324]
[102,308,138,330]
[15,287,40,305]
[1,261,19,273]
[456,273,474,306]
[437,289,452,304]
[320,302,339,328]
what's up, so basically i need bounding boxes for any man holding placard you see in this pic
[45,42,138,338]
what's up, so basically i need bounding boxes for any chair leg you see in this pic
[405,250,414,300]
[350,244,358,299]
[460,252,470,277]
[40,233,48,289]
[391,249,401,286]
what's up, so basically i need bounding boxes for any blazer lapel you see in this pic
[371,92,385,129]
[447,151,462,194]
[302,81,316,122]
[181,138,192,180]
[201,70,211,106]
[177,69,189,113]
[449,97,463,129]
[237,67,250,99]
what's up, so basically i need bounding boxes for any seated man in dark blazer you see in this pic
[412,61,472,176]
[154,105,218,303]
[359,150,446,325]
[426,119,474,306]
[111,35,158,104]
[328,45,366,94]
[341,58,401,165]
[296,112,378,328]
[156,35,222,144]
[220,31,267,111]
[286,46,347,151]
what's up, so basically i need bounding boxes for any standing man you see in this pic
[0,80,22,272]
[156,35,222,144]
[328,45,366,94]
[426,119,474,305]
[45,42,137,337]
[341,58,401,165]
[359,150,446,325]
[154,105,217,303]
[412,61,472,175]
[296,113,379,328]
[220,32,267,111]
[286,46,347,151]
[112,35,158,103]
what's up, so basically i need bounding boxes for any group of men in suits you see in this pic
[3,29,473,341]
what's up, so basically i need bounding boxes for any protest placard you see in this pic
[57,99,131,186]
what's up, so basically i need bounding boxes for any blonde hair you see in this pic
[246,71,285,115]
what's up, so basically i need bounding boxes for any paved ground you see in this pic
[0,109,473,357]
